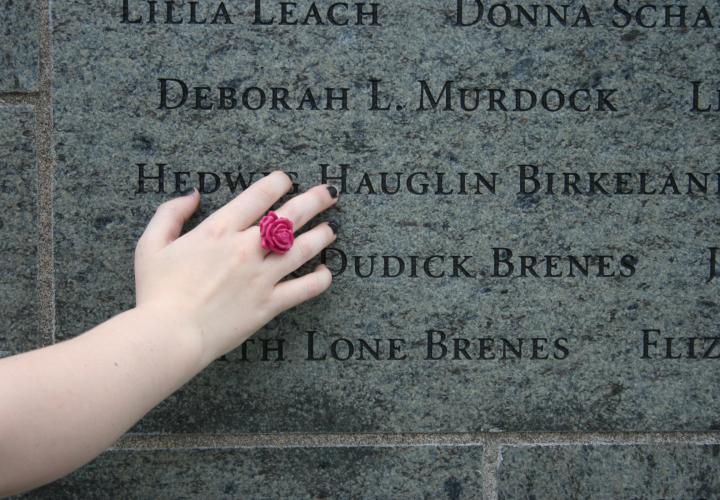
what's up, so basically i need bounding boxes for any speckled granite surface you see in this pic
[0,1,39,91]
[51,1,720,432]
[498,444,720,499]
[17,445,483,499]
[0,106,38,357]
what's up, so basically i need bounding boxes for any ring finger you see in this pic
[255,183,339,258]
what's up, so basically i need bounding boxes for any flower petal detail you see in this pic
[259,211,294,254]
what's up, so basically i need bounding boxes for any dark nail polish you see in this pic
[180,187,196,196]
[327,185,339,199]
[327,220,340,235]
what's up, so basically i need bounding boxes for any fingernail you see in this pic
[180,187,196,196]
[327,220,340,235]
[326,185,339,199]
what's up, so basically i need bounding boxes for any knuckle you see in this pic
[274,170,292,189]
[285,204,301,223]
[295,240,311,262]
[303,274,322,299]
[255,181,277,205]
[246,225,261,238]
[312,185,326,205]
[233,240,254,265]
[201,219,230,240]
[156,201,176,216]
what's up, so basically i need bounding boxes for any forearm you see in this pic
[0,306,205,496]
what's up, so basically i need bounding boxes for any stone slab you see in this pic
[0,106,38,357]
[0,1,39,91]
[497,444,720,499]
[52,2,720,432]
[17,445,483,499]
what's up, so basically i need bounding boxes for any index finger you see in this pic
[204,170,294,232]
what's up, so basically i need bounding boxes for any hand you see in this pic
[132,171,339,367]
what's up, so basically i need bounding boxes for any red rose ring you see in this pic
[259,211,294,255]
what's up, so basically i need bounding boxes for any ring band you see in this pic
[259,210,294,255]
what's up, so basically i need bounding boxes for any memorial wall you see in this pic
[1,0,719,497]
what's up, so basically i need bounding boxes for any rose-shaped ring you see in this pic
[259,210,294,255]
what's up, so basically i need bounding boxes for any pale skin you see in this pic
[0,171,338,496]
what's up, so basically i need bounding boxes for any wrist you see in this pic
[129,303,212,373]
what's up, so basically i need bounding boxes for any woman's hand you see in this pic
[0,171,339,495]
[133,170,339,367]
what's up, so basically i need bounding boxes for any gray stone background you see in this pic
[2,0,720,498]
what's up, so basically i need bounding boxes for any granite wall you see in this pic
[1,1,719,498]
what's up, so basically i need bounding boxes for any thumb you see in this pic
[137,188,200,255]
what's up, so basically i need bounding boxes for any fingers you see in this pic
[256,183,339,258]
[203,170,294,234]
[136,189,200,256]
[264,221,337,279]
[268,263,333,315]
[271,183,339,234]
